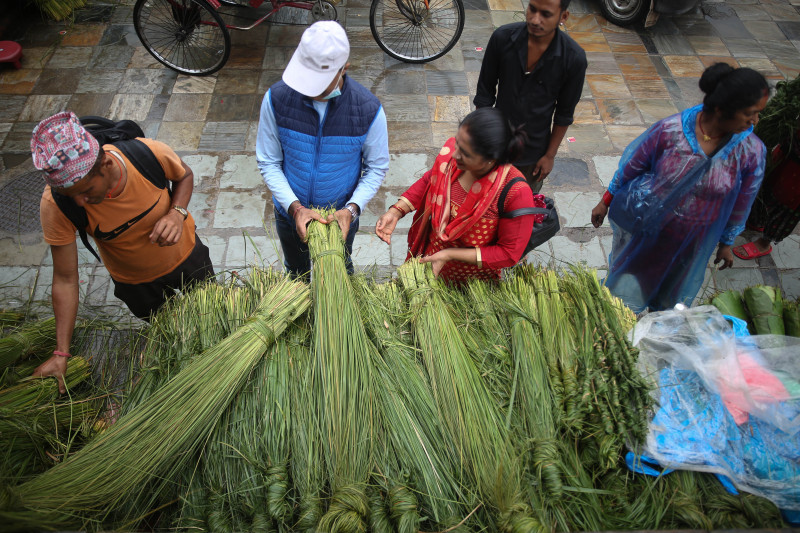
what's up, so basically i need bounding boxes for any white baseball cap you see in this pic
[282,21,350,97]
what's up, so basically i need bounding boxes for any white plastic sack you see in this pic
[630,305,800,511]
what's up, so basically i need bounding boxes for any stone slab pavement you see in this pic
[0,0,798,321]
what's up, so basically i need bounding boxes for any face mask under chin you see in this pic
[320,71,343,100]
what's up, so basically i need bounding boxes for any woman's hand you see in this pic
[419,250,450,277]
[591,201,608,228]
[375,209,402,244]
[714,244,734,270]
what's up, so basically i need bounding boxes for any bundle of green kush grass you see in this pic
[0,315,133,488]
[0,215,789,531]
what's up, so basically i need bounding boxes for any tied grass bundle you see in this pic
[0,356,91,412]
[261,336,293,525]
[197,343,280,533]
[0,399,100,477]
[496,277,562,496]
[352,276,470,528]
[397,259,540,532]
[743,285,785,335]
[307,215,376,532]
[459,281,516,415]
[3,278,310,531]
[0,357,100,485]
[0,318,57,371]
[560,267,650,446]
[122,271,272,414]
[289,326,325,532]
[196,328,297,531]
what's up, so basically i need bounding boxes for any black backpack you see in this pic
[50,116,170,262]
[497,176,560,257]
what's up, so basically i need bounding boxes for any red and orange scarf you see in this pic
[408,137,513,257]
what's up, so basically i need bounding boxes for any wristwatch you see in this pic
[345,203,360,221]
[172,205,189,220]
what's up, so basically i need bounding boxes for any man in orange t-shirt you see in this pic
[31,111,214,392]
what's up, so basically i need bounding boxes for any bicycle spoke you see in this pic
[134,0,231,75]
[370,0,463,62]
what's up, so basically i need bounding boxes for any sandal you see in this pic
[732,242,772,260]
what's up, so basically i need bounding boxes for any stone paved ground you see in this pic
[0,0,799,320]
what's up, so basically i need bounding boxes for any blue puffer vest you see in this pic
[270,76,381,219]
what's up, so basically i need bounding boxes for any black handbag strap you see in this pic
[498,177,530,218]
[503,207,552,217]
[498,176,555,219]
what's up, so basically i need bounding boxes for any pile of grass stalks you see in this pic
[0,315,132,488]
[0,232,789,530]
[1,274,310,531]
[0,317,57,372]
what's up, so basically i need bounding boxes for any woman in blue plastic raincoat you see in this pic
[590,64,769,314]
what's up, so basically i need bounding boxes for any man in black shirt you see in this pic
[475,0,587,192]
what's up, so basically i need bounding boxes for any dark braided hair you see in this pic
[459,107,528,165]
[700,63,769,119]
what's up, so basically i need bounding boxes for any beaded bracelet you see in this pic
[53,350,72,358]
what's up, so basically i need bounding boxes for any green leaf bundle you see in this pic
[783,300,800,337]
[743,285,785,335]
[711,290,749,324]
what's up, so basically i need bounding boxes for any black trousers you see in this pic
[112,235,215,321]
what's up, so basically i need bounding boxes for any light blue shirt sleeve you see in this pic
[256,89,298,212]
[348,107,389,212]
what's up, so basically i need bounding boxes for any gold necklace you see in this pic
[698,112,721,142]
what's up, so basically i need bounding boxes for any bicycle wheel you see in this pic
[134,0,231,76]
[311,0,338,21]
[369,0,464,63]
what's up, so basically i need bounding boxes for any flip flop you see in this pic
[733,242,772,260]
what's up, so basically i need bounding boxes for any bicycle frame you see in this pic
[203,0,335,31]
[134,0,461,75]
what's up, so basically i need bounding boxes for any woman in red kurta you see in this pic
[375,108,538,282]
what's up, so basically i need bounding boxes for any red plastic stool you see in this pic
[0,41,23,69]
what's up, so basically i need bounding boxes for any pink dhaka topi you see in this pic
[31,111,99,189]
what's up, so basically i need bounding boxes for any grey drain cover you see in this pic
[0,171,44,233]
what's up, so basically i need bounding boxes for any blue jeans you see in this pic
[274,209,358,278]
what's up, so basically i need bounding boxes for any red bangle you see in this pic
[53,350,72,358]
[602,190,614,207]
[389,205,405,216]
